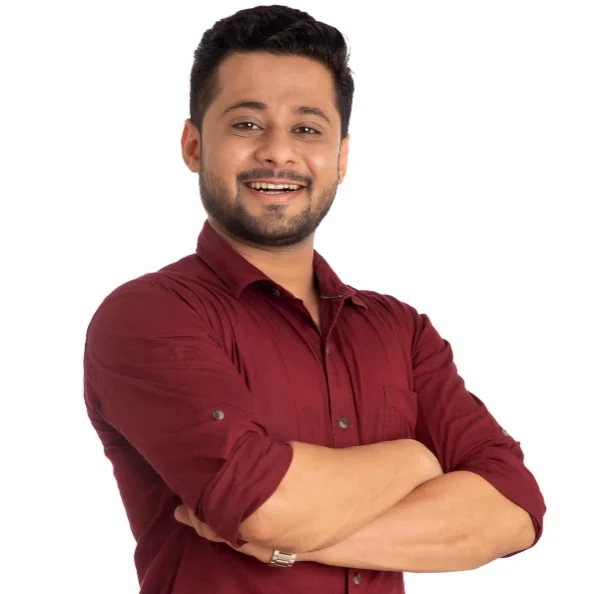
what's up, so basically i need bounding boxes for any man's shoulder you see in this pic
[103,252,214,299]
[87,253,216,330]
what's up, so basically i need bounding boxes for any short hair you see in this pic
[190,5,354,138]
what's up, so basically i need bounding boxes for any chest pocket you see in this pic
[382,385,419,440]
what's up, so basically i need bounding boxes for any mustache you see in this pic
[237,169,312,186]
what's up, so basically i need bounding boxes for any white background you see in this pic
[1,1,593,592]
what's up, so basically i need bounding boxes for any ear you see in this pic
[181,119,201,173]
[337,133,350,183]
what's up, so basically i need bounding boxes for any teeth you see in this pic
[247,182,301,191]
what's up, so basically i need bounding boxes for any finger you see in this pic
[176,506,227,543]
[174,506,193,527]
[183,507,200,527]
[186,510,202,533]
[232,541,274,563]
[187,512,225,542]
[174,506,207,539]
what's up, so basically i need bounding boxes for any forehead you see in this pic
[211,52,338,119]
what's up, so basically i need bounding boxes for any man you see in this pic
[83,5,545,593]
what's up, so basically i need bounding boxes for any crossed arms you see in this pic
[178,439,536,571]
[84,281,545,573]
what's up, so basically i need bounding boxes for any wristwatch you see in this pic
[268,549,297,567]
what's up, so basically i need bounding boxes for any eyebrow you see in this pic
[221,100,331,124]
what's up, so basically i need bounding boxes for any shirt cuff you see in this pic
[198,437,294,547]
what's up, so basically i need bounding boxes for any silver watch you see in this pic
[268,549,297,567]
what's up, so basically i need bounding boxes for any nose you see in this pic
[253,126,298,167]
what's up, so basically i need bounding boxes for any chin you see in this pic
[235,219,316,247]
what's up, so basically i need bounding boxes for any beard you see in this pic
[198,163,338,248]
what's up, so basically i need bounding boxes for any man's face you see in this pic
[182,51,349,247]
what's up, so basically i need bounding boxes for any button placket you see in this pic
[323,297,359,449]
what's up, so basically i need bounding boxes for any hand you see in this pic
[174,505,274,564]
[174,506,226,542]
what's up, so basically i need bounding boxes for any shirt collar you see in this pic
[195,220,367,308]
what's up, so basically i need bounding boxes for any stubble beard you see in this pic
[198,164,338,247]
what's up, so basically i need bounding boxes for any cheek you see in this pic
[203,137,253,175]
[306,145,340,176]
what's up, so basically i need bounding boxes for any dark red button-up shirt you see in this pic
[84,220,545,594]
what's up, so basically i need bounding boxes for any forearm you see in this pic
[243,439,442,552]
[299,470,535,572]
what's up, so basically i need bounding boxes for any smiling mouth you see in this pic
[244,181,306,195]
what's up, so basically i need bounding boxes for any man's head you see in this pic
[181,5,354,247]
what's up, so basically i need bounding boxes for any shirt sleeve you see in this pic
[83,277,293,547]
[409,310,546,553]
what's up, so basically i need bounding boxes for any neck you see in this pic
[209,219,317,300]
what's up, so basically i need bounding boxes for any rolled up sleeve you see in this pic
[410,311,546,550]
[83,278,293,546]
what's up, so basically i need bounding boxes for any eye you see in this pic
[233,122,262,131]
[295,126,320,135]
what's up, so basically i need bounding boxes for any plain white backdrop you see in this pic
[1,1,593,592]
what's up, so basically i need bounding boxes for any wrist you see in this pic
[295,549,321,563]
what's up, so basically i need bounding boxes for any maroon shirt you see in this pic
[84,220,545,594]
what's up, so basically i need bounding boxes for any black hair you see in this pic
[189,5,354,138]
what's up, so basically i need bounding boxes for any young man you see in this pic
[83,5,545,593]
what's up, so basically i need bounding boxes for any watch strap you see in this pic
[268,549,297,567]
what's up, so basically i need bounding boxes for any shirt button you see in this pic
[211,410,225,421]
[272,288,281,296]
[326,345,332,354]
[353,572,361,585]
[339,417,349,429]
